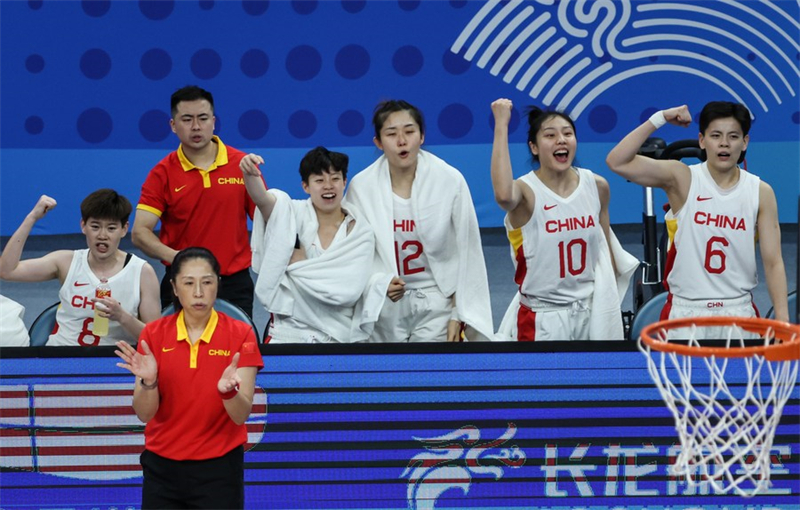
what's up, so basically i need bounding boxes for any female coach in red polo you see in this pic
[115,247,263,509]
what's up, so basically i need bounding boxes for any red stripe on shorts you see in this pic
[517,303,536,342]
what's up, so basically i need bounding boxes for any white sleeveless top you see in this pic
[665,162,759,300]
[506,167,603,305]
[49,249,145,346]
[393,193,435,289]
[296,201,353,260]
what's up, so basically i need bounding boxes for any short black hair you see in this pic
[80,189,132,225]
[372,99,425,141]
[698,101,751,136]
[299,146,349,183]
[171,85,214,118]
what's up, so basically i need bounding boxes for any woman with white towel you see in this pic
[344,99,494,342]
[490,98,637,341]
[243,147,391,343]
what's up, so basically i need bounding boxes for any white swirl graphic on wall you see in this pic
[452,0,800,118]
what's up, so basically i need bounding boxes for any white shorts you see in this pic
[267,315,334,344]
[517,296,592,341]
[665,294,758,340]
[370,286,453,343]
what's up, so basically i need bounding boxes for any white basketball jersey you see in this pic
[665,163,759,300]
[49,249,145,346]
[507,168,603,304]
[393,194,435,289]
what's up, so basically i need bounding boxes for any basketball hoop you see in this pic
[639,316,800,497]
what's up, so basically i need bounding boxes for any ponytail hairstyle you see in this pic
[525,106,577,163]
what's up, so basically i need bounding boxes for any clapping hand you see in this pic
[218,353,242,395]
[115,340,157,386]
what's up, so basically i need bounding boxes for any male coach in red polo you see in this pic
[133,86,257,317]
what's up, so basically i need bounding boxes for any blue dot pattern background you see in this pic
[6,1,520,149]
[0,0,798,234]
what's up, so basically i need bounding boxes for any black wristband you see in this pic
[140,377,158,390]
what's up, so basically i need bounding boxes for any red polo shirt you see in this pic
[137,309,264,460]
[137,136,257,275]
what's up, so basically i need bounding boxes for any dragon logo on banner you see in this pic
[453,0,799,118]
[402,423,526,509]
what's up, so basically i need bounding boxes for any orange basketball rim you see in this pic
[640,316,800,361]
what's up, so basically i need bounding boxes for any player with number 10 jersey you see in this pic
[490,99,635,341]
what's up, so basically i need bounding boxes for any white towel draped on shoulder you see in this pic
[0,294,30,347]
[589,229,639,339]
[251,190,391,342]
[495,228,639,341]
[344,150,494,341]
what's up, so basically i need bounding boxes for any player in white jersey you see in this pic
[490,98,624,341]
[344,100,494,343]
[0,190,161,346]
[376,191,453,342]
[242,147,388,343]
[607,101,788,327]
[52,249,146,346]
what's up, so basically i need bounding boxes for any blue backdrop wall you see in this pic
[1,0,798,235]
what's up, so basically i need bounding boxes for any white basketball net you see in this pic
[639,322,799,497]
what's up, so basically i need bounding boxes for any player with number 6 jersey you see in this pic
[491,99,637,341]
[606,101,788,326]
[663,163,759,305]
